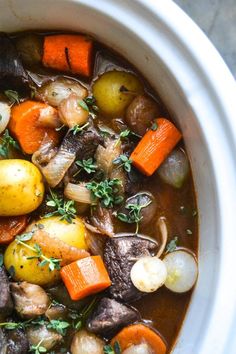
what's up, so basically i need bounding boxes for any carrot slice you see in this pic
[30,229,90,266]
[9,101,59,154]
[42,34,93,77]
[60,256,111,300]
[0,215,28,244]
[111,324,167,354]
[130,118,182,176]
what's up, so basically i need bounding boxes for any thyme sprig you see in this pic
[113,154,132,172]
[44,188,76,223]
[86,178,123,208]
[0,129,20,158]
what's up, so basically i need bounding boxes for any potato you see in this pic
[0,159,44,216]
[4,240,60,286]
[28,216,88,250]
[92,70,143,117]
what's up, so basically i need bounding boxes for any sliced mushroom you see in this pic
[11,282,50,319]
[90,203,114,237]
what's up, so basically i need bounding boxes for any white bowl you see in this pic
[1,0,236,353]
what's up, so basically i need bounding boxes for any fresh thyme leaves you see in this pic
[86,179,123,208]
[103,341,121,354]
[78,95,99,119]
[165,236,178,253]
[70,297,98,330]
[15,235,61,271]
[0,254,3,267]
[0,129,20,158]
[17,231,34,242]
[75,158,97,175]
[29,339,47,354]
[151,121,158,131]
[117,197,152,233]
[70,122,89,135]
[0,319,32,330]
[4,90,20,104]
[44,188,76,223]
[113,154,132,172]
[47,319,70,335]
[115,128,141,147]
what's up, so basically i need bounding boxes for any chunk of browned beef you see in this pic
[86,297,140,338]
[0,267,13,317]
[104,236,157,302]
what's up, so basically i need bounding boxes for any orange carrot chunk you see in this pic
[111,324,167,354]
[42,34,93,77]
[0,215,28,245]
[130,118,182,176]
[9,101,59,154]
[60,255,111,300]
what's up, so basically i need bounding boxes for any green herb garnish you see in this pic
[16,233,61,271]
[78,95,99,119]
[75,158,97,175]
[166,236,178,253]
[113,154,132,172]
[117,197,152,233]
[4,90,20,104]
[47,319,70,336]
[0,254,3,267]
[44,188,76,223]
[70,297,98,330]
[70,122,90,135]
[104,341,121,354]
[86,179,123,208]
[151,121,158,131]
[115,128,140,147]
[0,129,20,158]
[29,339,47,354]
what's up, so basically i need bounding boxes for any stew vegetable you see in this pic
[0,31,198,354]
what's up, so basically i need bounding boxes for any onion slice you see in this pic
[156,217,168,258]
[123,343,154,354]
[0,102,10,134]
[64,183,92,204]
[42,149,75,187]
[163,250,198,293]
[70,330,104,354]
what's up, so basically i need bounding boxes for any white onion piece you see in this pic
[32,133,58,168]
[123,343,154,354]
[158,148,189,188]
[42,149,75,187]
[64,183,92,204]
[163,250,198,293]
[39,78,87,107]
[95,139,121,176]
[131,256,167,293]
[27,325,62,350]
[70,330,104,354]
[156,217,168,258]
[59,93,89,128]
[0,102,10,134]
[38,105,61,128]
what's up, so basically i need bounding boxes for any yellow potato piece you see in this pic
[4,240,60,286]
[0,159,44,216]
[28,216,88,250]
[92,70,143,117]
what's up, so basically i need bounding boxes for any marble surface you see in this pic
[173,0,236,78]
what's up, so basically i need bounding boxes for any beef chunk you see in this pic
[86,297,140,338]
[0,267,13,316]
[62,126,103,159]
[104,236,157,302]
[0,33,30,93]
[5,328,28,354]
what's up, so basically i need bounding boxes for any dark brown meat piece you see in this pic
[5,329,29,354]
[0,267,13,317]
[104,236,157,302]
[62,126,103,159]
[0,33,30,93]
[86,297,140,338]
[90,203,114,237]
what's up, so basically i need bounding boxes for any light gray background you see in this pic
[173,0,236,78]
